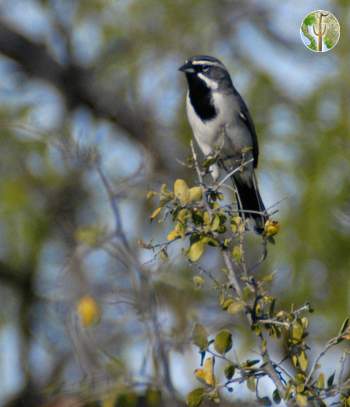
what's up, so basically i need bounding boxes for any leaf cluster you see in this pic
[147,154,350,407]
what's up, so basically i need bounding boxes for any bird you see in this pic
[179,55,268,233]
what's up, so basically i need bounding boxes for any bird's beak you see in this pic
[178,60,195,73]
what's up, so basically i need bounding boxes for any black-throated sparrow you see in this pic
[179,55,268,233]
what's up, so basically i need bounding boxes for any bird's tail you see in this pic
[233,173,268,234]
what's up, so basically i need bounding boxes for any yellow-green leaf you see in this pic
[227,300,245,315]
[187,388,205,407]
[214,330,232,354]
[264,219,280,237]
[262,272,275,283]
[221,298,234,310]
[295,394,308,407]
[159,184,174,206]
[177,208,190,223]
[167,223,184,241]
[316,373,325,389]
[224,364,235,380]
[193,275,205,288]
[174,179,190,205]
[291,321,304,342]
[301,317,309,329]
[192,323,208,351]
[232,246,242,263]
[150,207,162,221]
[231,216,244,234]
[189,186,203,202]
[272,389,281,404]
[298,351,308,372]
[210,215,221,232]
[75,226,104,246]
[77,295,100,327]
[188,240,205,262]
[194,357,215,386]
[146,191,157,200]
[203,211,210,225]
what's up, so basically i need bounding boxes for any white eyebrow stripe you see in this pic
[192,60,223,67]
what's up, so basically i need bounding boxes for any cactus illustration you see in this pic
[312,11,329,52]
[301,15,316,51]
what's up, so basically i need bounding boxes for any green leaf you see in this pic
[295,394,308,407]
[272,389,281,404]
[177,208,190,223]
[291,321,304,342]
[214,330,232,354]
[224,363,235,380]
[192,323,208,351]
[159,184,174,206]
[167,223,184,241]
[232,246,242,262]
[193,275,205,289]
[227,300,245,315]
[187,388,205,407]
[210,215,221,232]
[298,351,308,372]
[203,155,218,169]
[174,179,190,205]
[150,207,162,221]
[221,298,234,310]
[188,240,205,262]
[189,186,202,202]
[316,373,325,389]
[327,372,335,388]
[231,216,244,234]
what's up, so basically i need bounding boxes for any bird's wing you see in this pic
[234,90,259,168]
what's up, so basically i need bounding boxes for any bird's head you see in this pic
[179,55,230,91]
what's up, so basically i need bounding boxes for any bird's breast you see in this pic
[186,93,225,155]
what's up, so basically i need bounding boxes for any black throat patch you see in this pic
[186,73,217,121]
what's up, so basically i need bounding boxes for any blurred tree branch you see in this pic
[0,19,168,171]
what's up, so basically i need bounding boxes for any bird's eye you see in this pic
[202,65,210,73]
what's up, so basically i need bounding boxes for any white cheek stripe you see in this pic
[198,73,219,90]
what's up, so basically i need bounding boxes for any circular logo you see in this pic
[300,10,340,52]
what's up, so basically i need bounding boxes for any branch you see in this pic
[96,164,176,397]
[0,20,168,171]
[305,335,340,385]
[189,142,292,403]
[214,158,254,191]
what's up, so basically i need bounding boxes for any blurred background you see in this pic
[0,0,349,406]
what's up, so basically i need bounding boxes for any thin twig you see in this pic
[306,336,340,384]
[97,165,130,250]
[213,158,254,190]
[258,319,290,328]
[222,250,242,297]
